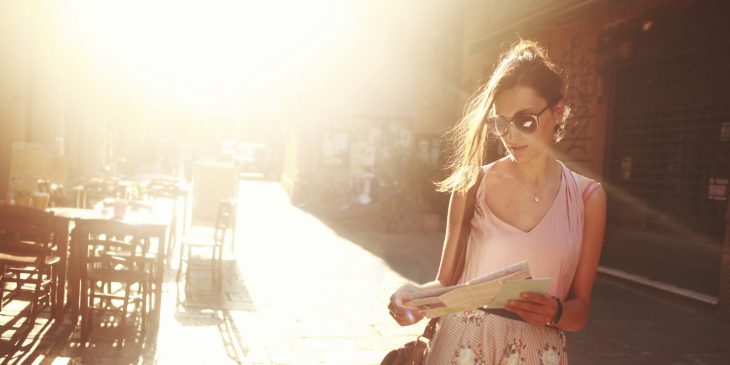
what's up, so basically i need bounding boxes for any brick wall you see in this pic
[459,0,698,179]
[461,0,730,311]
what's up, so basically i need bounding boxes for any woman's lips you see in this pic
[509,145,527,154]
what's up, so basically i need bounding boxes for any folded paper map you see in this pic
[407,261,552,318]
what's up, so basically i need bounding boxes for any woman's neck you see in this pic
[507,152,557,186]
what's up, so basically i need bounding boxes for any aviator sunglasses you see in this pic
[487,104,551,137]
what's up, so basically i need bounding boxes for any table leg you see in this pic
[53,219,69,320]
[151,225,166,329]
[67,227,82,320]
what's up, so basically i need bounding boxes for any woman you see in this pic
[387,40,606,364]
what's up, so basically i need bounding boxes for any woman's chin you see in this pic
[509,151,540,164]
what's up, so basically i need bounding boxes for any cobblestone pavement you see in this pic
[4,179,730,364]
[153,179,431,365]
[158,179,730,365]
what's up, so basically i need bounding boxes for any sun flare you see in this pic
[61,0,356,110]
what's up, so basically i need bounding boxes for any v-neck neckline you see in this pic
[481,160,564,234]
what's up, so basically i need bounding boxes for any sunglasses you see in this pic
[487,104,551,137]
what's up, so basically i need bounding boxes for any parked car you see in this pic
[217,140,239,164]
[235,143,271,178]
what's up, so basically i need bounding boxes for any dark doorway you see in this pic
[601,4,730,296]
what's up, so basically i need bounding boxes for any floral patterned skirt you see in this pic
[423,310,568,365]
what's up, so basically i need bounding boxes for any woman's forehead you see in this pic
[493,85,545,116]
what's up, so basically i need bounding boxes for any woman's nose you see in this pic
[503,125,523,140]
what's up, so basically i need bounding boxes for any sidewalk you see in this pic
[330,214,730,365]
[7,179,730,364]
[566,278,730,364]
[200,179,730,364]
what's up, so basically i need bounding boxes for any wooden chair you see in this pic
[144,179,182,255]
[0,206,61,324]
[176,199,235,288]
[75,219,153,343]
[79,178,124,209]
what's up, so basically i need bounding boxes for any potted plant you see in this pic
[14,189,32,207]
[407,158,446,233]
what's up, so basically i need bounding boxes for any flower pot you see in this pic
[113,199,128,219]
[32,192,50,210]
[15,196,31,207]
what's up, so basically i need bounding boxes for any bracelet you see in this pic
[547,297,563,326]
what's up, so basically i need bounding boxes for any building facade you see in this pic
[281,1,465,230]
[461,0,730,314]
[0,3,118,201]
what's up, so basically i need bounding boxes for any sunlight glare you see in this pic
[62,0,354,109]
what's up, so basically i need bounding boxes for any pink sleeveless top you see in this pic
[458,160,592,301]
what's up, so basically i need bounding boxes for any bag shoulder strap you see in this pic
[450,168,484,287]
[422,168,484,340]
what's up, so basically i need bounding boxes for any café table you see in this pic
[48,206,169,328]
[140,179,191,236]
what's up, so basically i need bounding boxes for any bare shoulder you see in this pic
[571,171,596,188]
[569,171,606,211]
[483,158,512,183]
[582,183,606,221]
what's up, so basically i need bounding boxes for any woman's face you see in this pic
[491,85,561,163]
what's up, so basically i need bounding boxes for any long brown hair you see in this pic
[436,40,570,193]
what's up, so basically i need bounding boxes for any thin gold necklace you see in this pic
[518,162,558,203]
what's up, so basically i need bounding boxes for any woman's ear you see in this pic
[551,99,566,121]
[551,99,568,142]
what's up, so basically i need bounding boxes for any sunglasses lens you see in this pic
[513,115,538,134]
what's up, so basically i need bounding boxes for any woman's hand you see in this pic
[505,292,559,327]
[388,283,426,326]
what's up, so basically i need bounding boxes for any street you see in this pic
[154,179,430,364]
[150,179,730,364]
[11,178,728,364]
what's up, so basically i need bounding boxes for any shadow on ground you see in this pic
[2,302,158,364]
[303,210,445,284]
[173,258,256,364]
[1,302,59,365]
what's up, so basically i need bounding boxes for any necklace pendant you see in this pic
[533,195,540,203]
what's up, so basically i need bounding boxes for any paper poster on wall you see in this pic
[418,140,430,163]
[321,130,349,167]
[708,178,728,201]
[429,138,441,166]
[620,156,632,180]
[721,122,730,142]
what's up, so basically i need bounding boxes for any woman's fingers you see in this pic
[390,302,423,319]
[388,286,426,326]
[519,292,551,305]
[504,292,557,325]
[389,305,425,326]
[507,300,547,315]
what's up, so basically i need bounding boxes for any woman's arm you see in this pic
[434,189,470,287]
[554,183,607,331]
[388,188,470,325]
